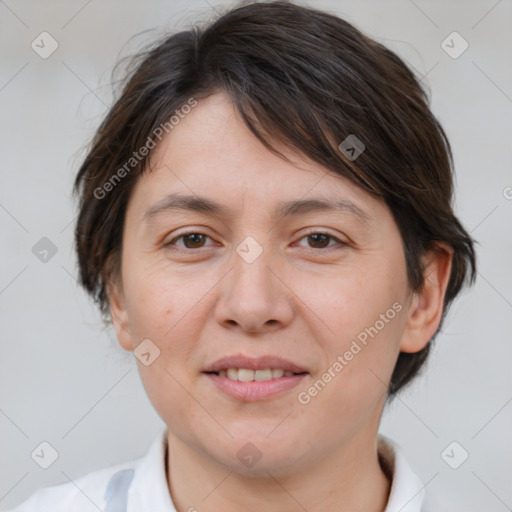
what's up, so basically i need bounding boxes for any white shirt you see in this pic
[6,429,436,512]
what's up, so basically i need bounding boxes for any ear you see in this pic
[400,244,453,353]
[105,260,134,352]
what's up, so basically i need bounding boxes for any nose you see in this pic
[214,242,295,333]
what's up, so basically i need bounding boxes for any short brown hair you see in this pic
[73,0,476,397]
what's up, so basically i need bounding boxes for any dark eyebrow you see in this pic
[142,193,371,224]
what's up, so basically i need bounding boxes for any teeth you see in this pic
[217,368,298,381]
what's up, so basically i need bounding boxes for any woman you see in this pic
[8,1,475,510]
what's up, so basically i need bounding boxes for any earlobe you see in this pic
[400,244,453,353]
[106,272,134,352]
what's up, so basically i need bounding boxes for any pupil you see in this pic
[310,234,328,248]
[185,233,204,248]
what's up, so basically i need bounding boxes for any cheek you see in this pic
[121,258,211,426]
[298,316,403,442]
[302,262,403,340]
[297,258,407,404]
[121,255,206,338]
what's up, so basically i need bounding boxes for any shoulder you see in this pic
[6,460,138,512]
[5,430,169,512]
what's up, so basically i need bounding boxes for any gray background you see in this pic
[1,0,511,510]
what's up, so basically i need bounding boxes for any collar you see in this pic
[124,429,427,512]
[378,435,427,511]
[127,429,175,512]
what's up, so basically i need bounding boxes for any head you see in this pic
[73,0,475,474]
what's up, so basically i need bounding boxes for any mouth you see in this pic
[203,371,308,401]
[204,368,307,381]
[202,354,309,401]
[202,353,308,374]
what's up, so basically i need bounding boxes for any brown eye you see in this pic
[182,233,207,248]
[296,232,344,250]
[307,233,331,249]
[166,232,213,250]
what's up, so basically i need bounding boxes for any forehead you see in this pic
[127,92,387,222]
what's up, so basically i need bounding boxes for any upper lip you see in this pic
[203,354,309,373]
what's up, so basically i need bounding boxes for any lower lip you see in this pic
[203,372,308,401]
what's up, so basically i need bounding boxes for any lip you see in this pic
[202,354,308,373]
[204,372,308,401]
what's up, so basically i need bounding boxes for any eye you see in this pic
[165,232,215,250]
[165,230,346,252]
[295,231,345,250]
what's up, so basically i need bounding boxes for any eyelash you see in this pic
[165,230,346,253]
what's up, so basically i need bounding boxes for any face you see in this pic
[109,92,447,476]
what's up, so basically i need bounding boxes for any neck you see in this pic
[166,430,391,512]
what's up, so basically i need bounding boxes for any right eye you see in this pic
[165,232,216,251]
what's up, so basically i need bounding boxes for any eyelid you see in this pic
[165,230,217,249]
[293,229,347,250]
[165,228,348,252]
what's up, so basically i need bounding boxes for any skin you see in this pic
[108,92,452,512]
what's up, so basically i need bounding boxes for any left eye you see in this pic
[165,231,344,251]
[295,232,344,250]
